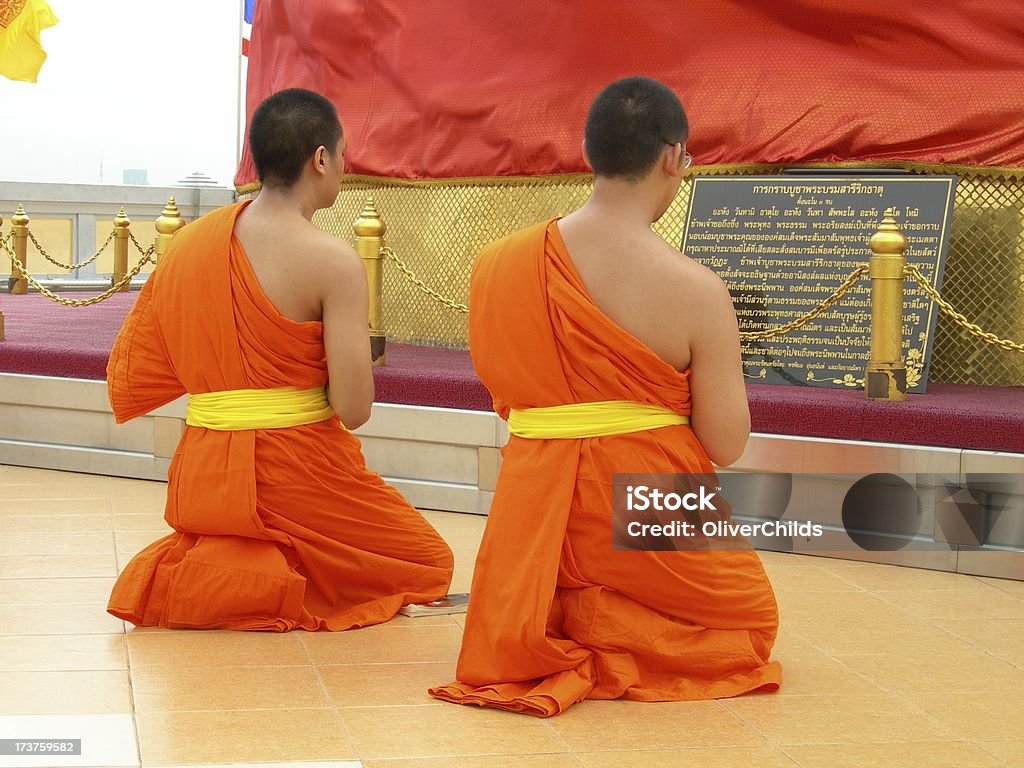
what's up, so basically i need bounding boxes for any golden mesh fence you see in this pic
[928,171,1024,385]
[314,164,1023,386]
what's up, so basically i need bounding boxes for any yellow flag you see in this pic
[0,0,59,83]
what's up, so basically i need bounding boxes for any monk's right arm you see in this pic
[321,242,374,430]
[687,275,751,466]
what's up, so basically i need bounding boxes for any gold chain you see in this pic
[904,263,1024,353]
[739,265,868,341]
[27,229,115,271]
[382,246,469,313]
[129,231,151,256]
[3,237,154,307]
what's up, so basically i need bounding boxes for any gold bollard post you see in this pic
[9,204,29,295]
[153,196,185,263]
[864,208,908,401]
[353,196,387,366]
[112,207,131,290]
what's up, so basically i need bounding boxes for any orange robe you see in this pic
[106,201,453,631]
[429,220,781,716]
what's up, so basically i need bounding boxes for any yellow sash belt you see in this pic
[185,386,335,431]
[507,400,689,439]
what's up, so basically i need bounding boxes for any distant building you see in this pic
[176,171,222,188]
[123,169,149,185]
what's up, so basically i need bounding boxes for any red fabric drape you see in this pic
[236,1,1024,187]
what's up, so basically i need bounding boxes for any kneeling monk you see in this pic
[429,77,780,715]
[107,88,453,630]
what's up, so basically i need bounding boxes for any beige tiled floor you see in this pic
[1,465,1023,767]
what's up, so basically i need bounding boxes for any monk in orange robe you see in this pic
[107,88,453,630]
[430,77,780,715]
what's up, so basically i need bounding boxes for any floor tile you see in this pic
[0,475,111,503]
[107,478,166,499]
[339,704,568,760]
[930,618,1024,662]
[758,565,863,593]
[576,746,796,767]
[789,618,974,657]
[154,764,358,768]
[363,757,580,768]
[110,496,167,516]
[757,551,816,568]
[777,591,915,628]
[111,513,171,532]
[371,614,461,628]
[977,740,1024,768]
[131,665,329,712]
[0,713,138,767]
[127,628,309,668]
[902,689,1024,741]
[0,670,132,715]
[0,604,124,636]
[0,498,112,516]
[300,623,463,665]
[769,644,884,696]
[0,577,115,606]
[873,588,1024,619]
[835,649,1024,694]
[319,661,456,707]
[0,515,112,534]
[0,635,127,671]
[974,576,1024,600]
[0,532,114,557]
[421,511,486,594]
[783,741,1004,768]
[816,561,995,592]
[114,531,165,560]
[0,553,117,579]
[547,700,762,751]
[724,694,947,745]
[135,709,354,766]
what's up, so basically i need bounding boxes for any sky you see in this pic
[1,0,243,188]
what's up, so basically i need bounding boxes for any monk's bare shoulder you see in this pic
[649,238,720,294]
[674,245,737,324]
[300,227,365,289]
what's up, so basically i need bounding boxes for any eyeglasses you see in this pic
[665,141,693,169]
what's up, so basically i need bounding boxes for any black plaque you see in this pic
[681,174,955,392]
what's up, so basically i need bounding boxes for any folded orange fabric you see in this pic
[429,220,781,715]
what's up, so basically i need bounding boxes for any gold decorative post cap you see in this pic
[869,208,907,256]
[113,207,130,228]
[12,204,28,225]
[155,197,185,236]
[353,196,387,238]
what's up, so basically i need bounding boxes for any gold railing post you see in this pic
[865,208,908,400]
[9,204,29,295]
[112,207,131,290]
[353,196,386,366]
[154,196,185,263]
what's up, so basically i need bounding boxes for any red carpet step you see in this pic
[1,292,1021,452]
